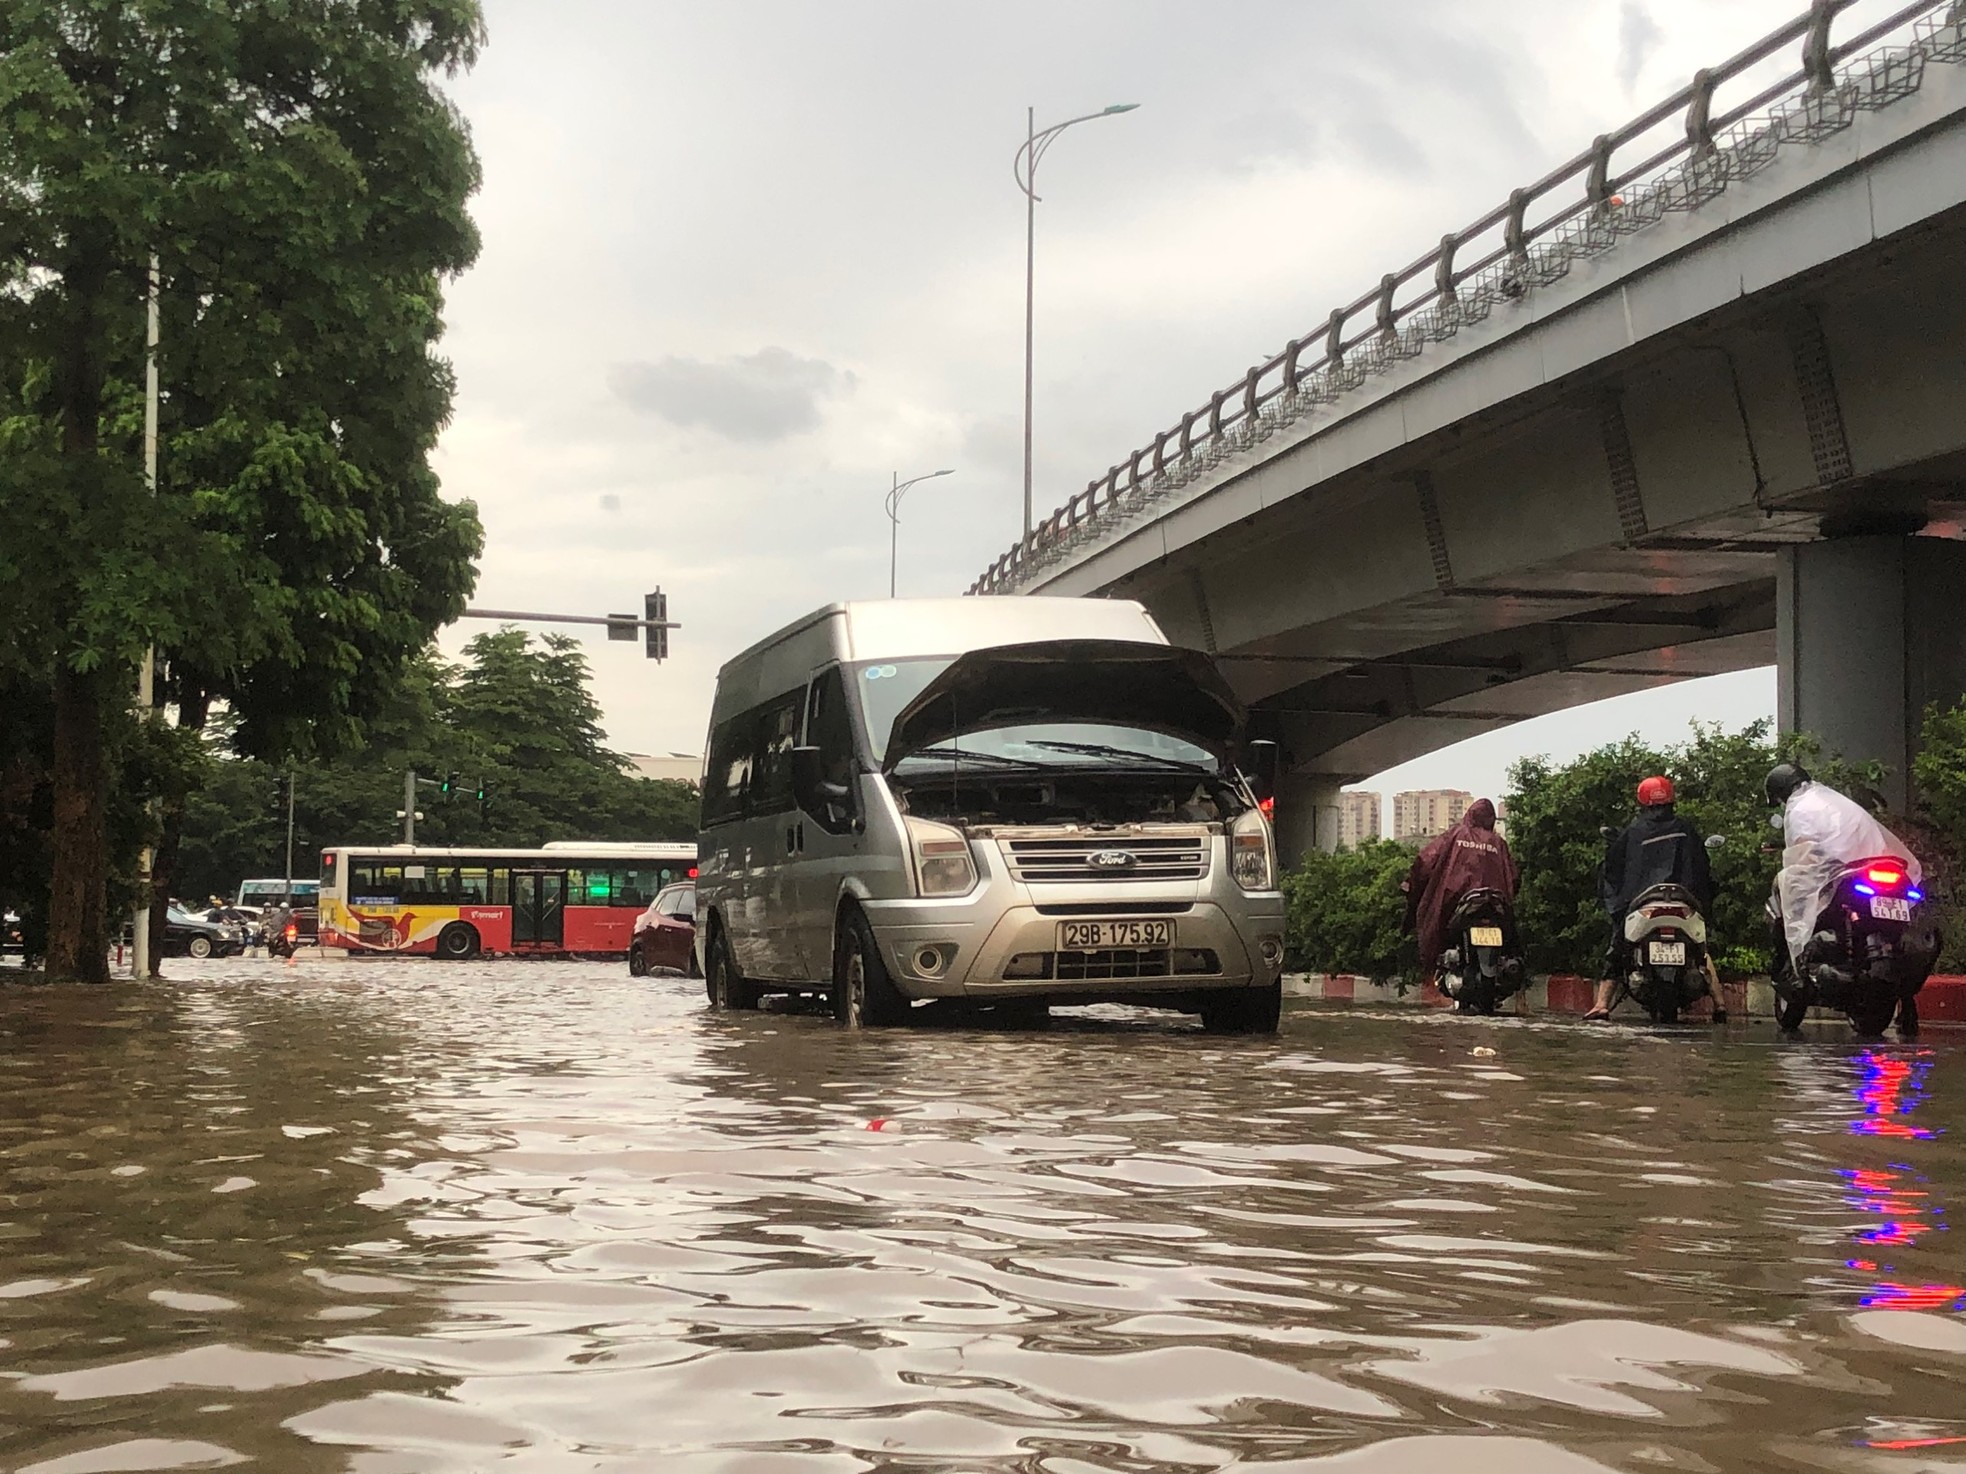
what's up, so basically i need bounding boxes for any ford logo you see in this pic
[1087,850,1138,871]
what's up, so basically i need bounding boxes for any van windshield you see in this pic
[854,659,1219,772]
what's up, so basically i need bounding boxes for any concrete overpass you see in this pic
[971,0,1966,852]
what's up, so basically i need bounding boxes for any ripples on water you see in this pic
[1,960,1962,1472]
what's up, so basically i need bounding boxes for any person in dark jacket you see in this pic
[1587,775,1716,1020]
[1402,798,1519,982]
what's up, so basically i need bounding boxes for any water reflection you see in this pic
[1841,1048,1960,1314]
[3,964,1965,1471]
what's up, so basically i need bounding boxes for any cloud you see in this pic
[1618,2,1665,93]
[608,347,854,443]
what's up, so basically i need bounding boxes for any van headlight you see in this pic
[906,817,978,898]
[1230,807,1275,891]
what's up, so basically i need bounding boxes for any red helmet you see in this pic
[1637,776,1675,807]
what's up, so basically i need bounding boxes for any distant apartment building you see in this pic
[1392,788,1474,842]
[1337,790,1382,850]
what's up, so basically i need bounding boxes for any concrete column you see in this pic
[1777,533,1966,810]
[1273,772,1346,869]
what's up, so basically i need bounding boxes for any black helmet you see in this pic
[1765,762,1810,806]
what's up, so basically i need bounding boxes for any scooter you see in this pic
[1435,888,1527,1016]
[1769,857,1939,1037]
[1620,882,1720,1025]
[265,912,300,959]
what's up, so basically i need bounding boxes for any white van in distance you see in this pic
[696,597,1286,1031]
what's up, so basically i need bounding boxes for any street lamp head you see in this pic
[933,468,955,477]
[1103,103,1140,114]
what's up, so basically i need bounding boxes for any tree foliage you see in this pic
[0,1,488,976]
[1281,839,1415,982]
[170,631,698,904]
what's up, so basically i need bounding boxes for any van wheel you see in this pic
[1200,978,1281,1034]
[707,931,760,1011]
[834,910,907,1028]
[627,944,648,977]
[436,924,480,961]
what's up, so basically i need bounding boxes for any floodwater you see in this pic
[1,961,1962,1474]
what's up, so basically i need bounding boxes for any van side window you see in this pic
[805,667,859,832]
[703,713,753,827]
[750,692,802,817]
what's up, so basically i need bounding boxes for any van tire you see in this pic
[1199,978,1281,1035]
[436,923,480,961]
[707,929,761,1011]
[834,909,908,1028]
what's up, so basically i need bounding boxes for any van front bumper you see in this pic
[862,892,1286,1002]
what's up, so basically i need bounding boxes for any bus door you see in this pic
[512,871,567,946]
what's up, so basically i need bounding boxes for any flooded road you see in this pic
[2,960,1962,1473]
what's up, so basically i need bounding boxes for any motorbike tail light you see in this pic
[284,923,298,942]
[1866,866,1906,888]
[1640,904,1690,919]
[1258,795,1275,819]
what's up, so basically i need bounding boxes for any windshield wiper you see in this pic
[1023,740,1215,773]
[897,743,1051,770]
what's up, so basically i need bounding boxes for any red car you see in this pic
[628,883,698,977]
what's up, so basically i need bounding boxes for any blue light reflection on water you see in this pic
[1841,1049,1961,1312]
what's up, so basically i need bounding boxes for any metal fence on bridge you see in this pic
[971,0,1966,597]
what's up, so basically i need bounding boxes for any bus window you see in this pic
[458,868,489,903]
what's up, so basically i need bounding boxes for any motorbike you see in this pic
[265,911,300,959]
[1435,888,1527,1015]
[1619,882,1718,1024]
[1768,856,1939,1037]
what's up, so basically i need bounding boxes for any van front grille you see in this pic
[1002,834,1209,885]
[1004,948,1221,982]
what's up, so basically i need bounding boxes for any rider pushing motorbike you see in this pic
[1765,762,1928,1031]
[1589,776,1717,1022]
[1401,798,1519,992]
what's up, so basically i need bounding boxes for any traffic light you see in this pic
[476,780,494,817]
[440,771,459,797]
[645,589,668,662]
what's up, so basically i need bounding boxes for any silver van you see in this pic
[695,598,1287,1031]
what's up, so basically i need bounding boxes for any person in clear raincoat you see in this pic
[1764,762,1921,967]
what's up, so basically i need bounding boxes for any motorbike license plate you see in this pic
[1469,926,1505,948]
[1870,896,1912,923]
[1649,941,1688,966]
[1059,919,1174,950]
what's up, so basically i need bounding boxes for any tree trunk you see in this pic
[46,666,111,983]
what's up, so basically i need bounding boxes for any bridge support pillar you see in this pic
[1272,773,1346,869]
[1777,533,1966,810]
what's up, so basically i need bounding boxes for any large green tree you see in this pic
[0,1,486,979]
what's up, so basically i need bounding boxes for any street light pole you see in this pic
[132,254,161,980]
[1015,102,1138,548]
[885,468,955,597]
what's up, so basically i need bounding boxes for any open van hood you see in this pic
[883,639,1245,770]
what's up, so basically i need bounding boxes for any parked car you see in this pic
[164,906,248,960]
[628,882,698,977]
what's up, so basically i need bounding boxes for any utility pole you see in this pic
[282,769,295,903]
[132,254,161,979]
[402,769,417,845]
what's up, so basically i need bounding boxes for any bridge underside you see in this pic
[1079,206,1966,792]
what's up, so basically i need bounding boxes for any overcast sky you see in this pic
[433,0,1816,796]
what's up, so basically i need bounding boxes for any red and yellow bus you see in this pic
[318,843,696,960]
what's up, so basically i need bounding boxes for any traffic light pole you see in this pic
[459,600,680,661]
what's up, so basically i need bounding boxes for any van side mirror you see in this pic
[791,746,849,816]
[1243,739,1279,801]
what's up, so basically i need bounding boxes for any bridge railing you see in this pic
[970,0,1966,596]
